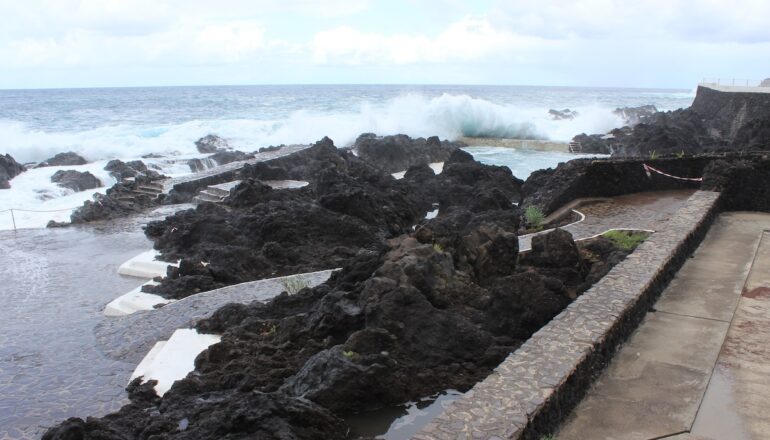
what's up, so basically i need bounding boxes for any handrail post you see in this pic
[10,209,17,232]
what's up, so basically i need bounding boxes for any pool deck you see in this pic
[556,212,770,440]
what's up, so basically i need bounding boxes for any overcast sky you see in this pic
[1,0,769,89]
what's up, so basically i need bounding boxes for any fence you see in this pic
[700,78,767,87]
[0,206,80,232]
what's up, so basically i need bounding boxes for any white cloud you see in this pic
[490,0,770,43]
[311,17,552,65]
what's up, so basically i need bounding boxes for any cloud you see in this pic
[489,0,770,43]
[311,17,552,65]
[0,20,272,68]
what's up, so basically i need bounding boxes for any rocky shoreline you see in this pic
[13,83,770,439]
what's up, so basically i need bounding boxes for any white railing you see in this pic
[700,78,767,87]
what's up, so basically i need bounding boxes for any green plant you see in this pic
[432,242,444,252]
[261,323,277,337]
[539,435,555,440]
[676,150,685,158]
[649,150,658,160]
[342,350,356,358]
[280,275,309,294]
[603,230,649,251]
[524,206,545,229]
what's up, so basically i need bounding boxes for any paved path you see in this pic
[519,190,695,251]
[161,144,309,193]
[95,269,335,365]
[557,212,770,440]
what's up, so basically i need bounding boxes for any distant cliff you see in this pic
[575,85,770,157]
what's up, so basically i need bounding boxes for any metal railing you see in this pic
[700,78,768,87]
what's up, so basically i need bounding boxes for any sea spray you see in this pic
[0,86,692,163]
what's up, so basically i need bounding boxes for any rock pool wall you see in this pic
[415,190,722,440]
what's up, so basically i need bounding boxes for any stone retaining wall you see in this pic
[415,190,722,440]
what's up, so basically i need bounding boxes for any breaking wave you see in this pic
[1,93,628,163]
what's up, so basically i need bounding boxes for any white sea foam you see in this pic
[1,93,630,164]
[0,156,199,230]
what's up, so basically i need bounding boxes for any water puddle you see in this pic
[345,390,462,439]
[691,366,751,440]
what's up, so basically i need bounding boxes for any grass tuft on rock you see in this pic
[524,205,545,230]
[602,230,649,251]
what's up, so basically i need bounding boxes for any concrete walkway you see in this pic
[556,212,770,440]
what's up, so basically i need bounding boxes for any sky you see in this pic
[0,0,769,89]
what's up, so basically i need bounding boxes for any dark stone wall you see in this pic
[691,86,770,141]
[522,157,711,215]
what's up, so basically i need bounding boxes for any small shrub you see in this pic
[649,150,658,160]
[432,242,444,252]
[342,350,356,358]
[676,150,685,158]
[261,323,277,337]
[280,275,309,295]
[524,206,545,229]
[603,230,649,251]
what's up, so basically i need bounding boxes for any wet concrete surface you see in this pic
[556,212,770,440]
[690,229,770,439]
[519,190,695,251]
[0,206,191,439]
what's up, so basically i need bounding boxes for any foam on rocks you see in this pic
[130,328,221,397]
[104,281,174,316]
[118,250,180,279]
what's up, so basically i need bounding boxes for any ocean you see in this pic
[0,84,695,229]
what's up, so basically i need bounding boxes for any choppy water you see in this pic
[0,85,692,163]
[0,84,692,230]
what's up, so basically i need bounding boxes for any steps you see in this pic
[192,180,242,204]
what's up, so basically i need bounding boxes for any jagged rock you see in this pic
[0,154,25,189]
[523,228,582,269]
[70,175,165,224]
[210,150,253,166]
[242,162,290,180]
[433,149,523,213]
[51,170,102,192]
[613,105,657,126]
[580,86,770,157]
[195,134,229,153]
[45,150,632,438]
[570,133,612,154]
[104,159,148,180]
[187,158,215,173]
[353,133,464,174]
[36,152,88,167]
[548,108,578,120]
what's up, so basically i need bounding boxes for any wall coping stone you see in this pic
[415,190,722,440]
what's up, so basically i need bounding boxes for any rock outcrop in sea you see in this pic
[36,152,88,167]
[51,170,102,192]
[0,153,25,189]
[195,134,230,153]
[353,133,464,174]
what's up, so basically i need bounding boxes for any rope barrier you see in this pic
[642,163,703,182]
[2,206,82,232]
